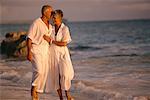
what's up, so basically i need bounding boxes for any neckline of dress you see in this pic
[55,24,62,36]
[54,23,65,37]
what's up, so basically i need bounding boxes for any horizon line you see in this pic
[0,18,150,25]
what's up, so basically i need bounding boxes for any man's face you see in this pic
[44,8,53,20]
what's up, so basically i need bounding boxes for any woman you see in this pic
[43,10,74,100]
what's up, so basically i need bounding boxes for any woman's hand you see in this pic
[43,35,52,42]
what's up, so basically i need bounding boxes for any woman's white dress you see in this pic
[45,23,74,92]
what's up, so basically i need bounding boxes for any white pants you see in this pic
[31,45,49,93]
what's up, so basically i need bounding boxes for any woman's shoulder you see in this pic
[62,23,69,31]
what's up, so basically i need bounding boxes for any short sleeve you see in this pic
[27,22,37,41]
[62,26,72,43]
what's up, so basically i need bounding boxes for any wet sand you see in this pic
[0,55,150,100]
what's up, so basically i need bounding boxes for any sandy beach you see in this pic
[0,55,150,100]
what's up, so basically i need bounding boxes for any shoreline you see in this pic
[1,55,150,100]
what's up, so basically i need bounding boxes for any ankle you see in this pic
[57,89,63,99]
[65,91,70,97]
[31,86,37,91]
[31,86,37,96]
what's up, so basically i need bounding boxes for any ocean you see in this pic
[0,20,150,100]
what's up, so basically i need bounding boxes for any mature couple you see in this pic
[27,5,74,100]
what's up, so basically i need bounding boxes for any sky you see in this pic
[0,0,150,24]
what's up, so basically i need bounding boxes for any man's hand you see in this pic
[27,51,33,61]
[43,35,51,42]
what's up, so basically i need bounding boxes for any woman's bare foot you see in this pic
[65,91,74,100]
[57,89,63,100]
[31,86,39,100]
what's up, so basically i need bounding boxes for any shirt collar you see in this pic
[39,17,51,31]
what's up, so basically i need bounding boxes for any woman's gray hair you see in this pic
[52,9,63,18]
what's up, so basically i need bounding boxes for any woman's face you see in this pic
[52,14,62,25]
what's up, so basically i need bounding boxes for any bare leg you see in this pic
[57,89,63,100]
[31,86,39,100]
[57,75,63,100]
[65,90,74,100]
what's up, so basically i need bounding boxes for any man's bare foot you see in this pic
[65,91,74,100]
[31,86,39,100]
[57,89,63,100]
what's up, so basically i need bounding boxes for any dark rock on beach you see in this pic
[1,31,27,57]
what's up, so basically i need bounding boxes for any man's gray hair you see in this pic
[41,5,52,15]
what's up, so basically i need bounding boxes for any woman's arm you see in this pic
[43,35,67,46]
[52,41,67,46]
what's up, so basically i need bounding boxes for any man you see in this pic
[27,5,53,100]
